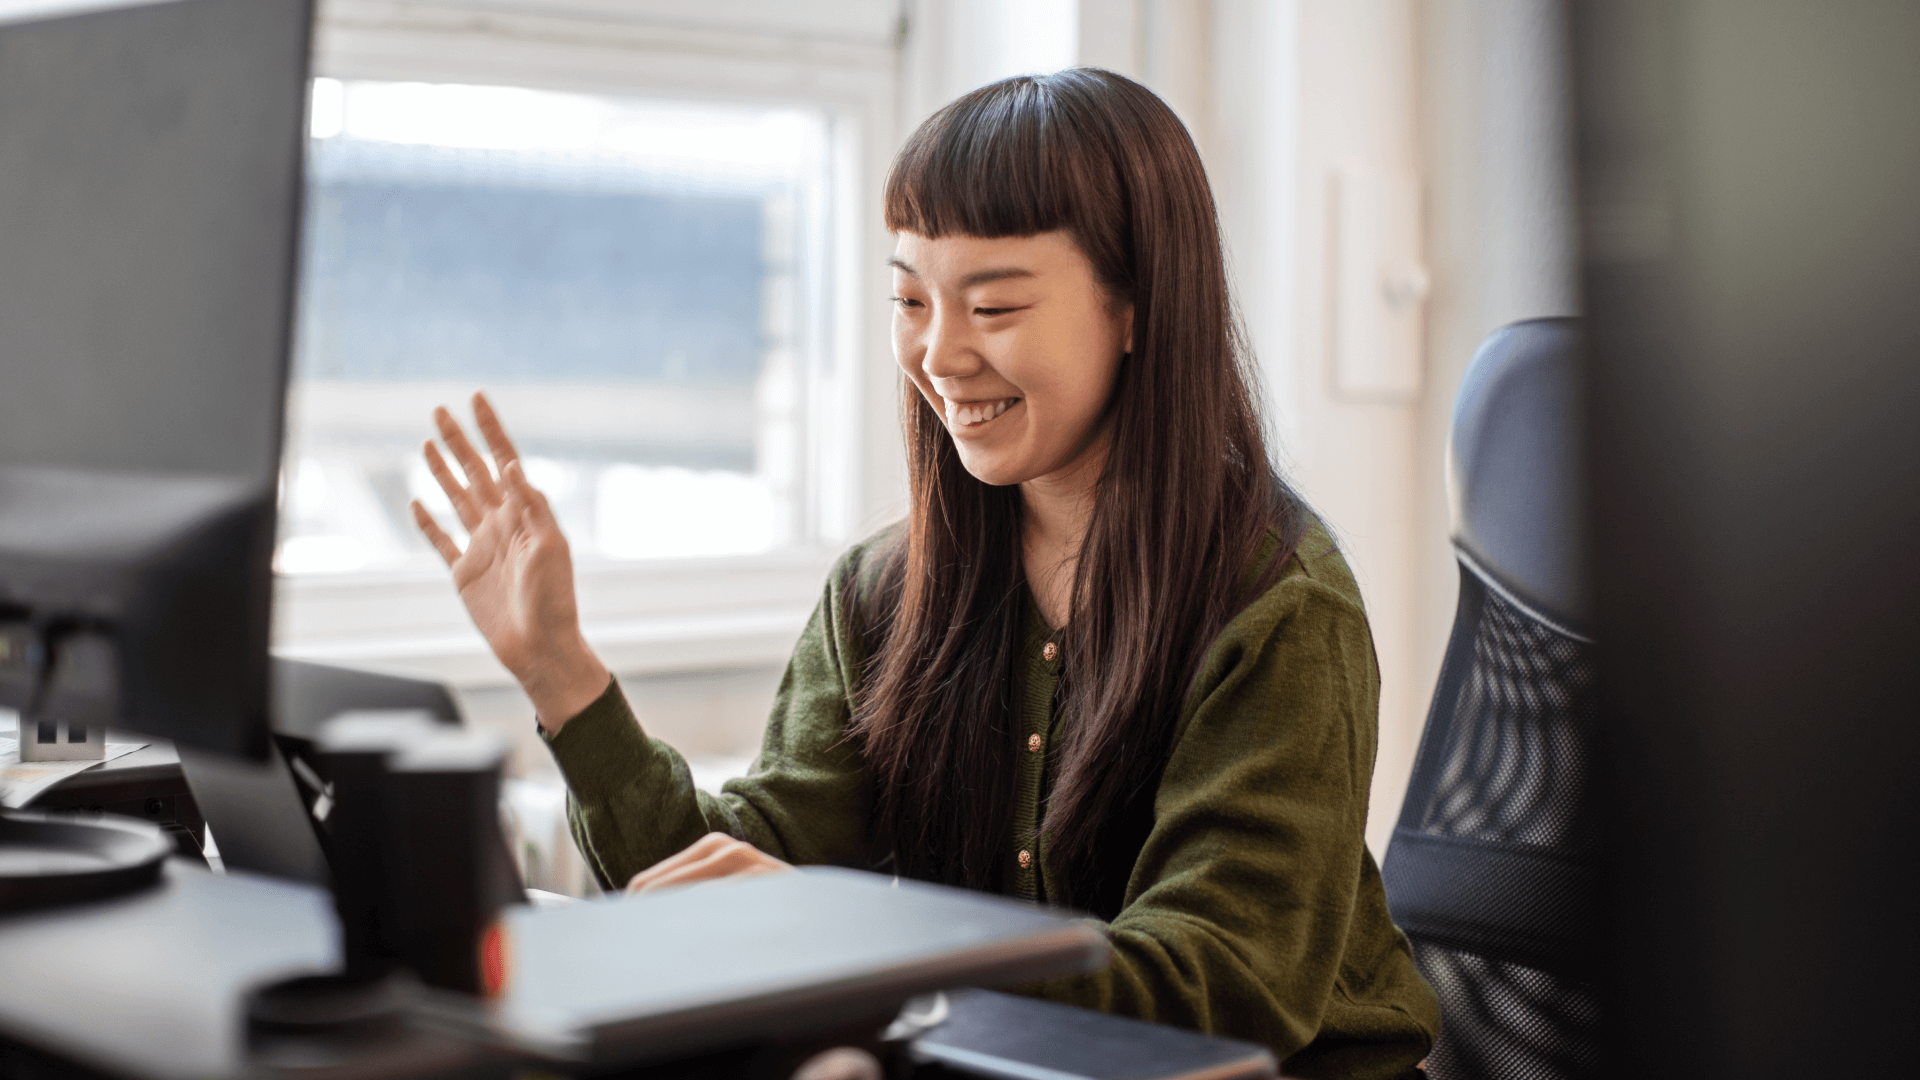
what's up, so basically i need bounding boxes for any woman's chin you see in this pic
[952,448,1033,488]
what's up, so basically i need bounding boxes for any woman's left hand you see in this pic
[625,832,794,894]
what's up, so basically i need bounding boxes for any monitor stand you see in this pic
[0,808,171,912]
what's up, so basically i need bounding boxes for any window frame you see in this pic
[277,0,905,685]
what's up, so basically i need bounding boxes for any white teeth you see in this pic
[946,398,1017,427]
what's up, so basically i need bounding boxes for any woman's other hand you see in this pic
[411,391,609,732]
[625,833,794,894]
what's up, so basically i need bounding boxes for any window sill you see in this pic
[273,549,839,687]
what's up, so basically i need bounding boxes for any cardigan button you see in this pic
[1017,849,1033,870]
[1027,733,1043,753]
[1042,642,1058,661]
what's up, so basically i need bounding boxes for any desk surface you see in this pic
[39,739,184,797]
[0,862,1110,1080]
[0,860,337,1080]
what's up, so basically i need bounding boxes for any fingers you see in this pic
[638,845,784,893]
[500,460,559,535]
[422,440,487,532]
[433,405,502,507]
[626,833,732,892]
[625,833,789,894]
[470,392,523,476]
[410,500,462,566]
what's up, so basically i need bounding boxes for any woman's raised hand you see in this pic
[411,392,609,731]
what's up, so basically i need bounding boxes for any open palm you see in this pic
[411,393,609,727]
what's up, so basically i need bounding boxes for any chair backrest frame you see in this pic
[1383,316,1601,1080]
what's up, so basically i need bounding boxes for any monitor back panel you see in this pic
[0,0,312,486]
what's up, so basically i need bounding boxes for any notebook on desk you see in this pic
[494,866,1111,1068]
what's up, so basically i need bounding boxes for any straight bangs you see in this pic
[884,75,1130,295]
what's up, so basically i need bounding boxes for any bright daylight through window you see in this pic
[280,78,831,574]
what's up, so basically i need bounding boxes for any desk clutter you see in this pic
[0,646,1275,1079]
[0,702,1276,1080]
[0,715,147,809]
[0,857,1272,1080]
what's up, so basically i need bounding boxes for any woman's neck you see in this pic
[1019,436,1108,630]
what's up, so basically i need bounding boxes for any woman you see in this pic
[414,69,1440,1078]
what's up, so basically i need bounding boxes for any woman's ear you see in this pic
[1121,303,1136,355]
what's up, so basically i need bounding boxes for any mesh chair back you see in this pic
[1383,318,1599,1080]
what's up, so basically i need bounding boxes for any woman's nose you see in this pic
[919,306,983,383]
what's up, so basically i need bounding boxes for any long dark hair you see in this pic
[852,69,1306,910]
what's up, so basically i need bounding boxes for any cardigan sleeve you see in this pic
[543,556,875,890]
[1022,573,1438,1079]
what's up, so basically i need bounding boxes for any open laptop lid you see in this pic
[180,659,471,887]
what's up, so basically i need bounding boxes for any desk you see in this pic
[26,739,205,859]
[0,860,341,1079]
[0,864,1125,1080]
[4,758,1277,1080]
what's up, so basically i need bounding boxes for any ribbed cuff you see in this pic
[541,675,652,794]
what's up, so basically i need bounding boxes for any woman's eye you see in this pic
[975,307,1014,317]
[890,296,924,310]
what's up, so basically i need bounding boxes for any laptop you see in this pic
[177,657,470,886]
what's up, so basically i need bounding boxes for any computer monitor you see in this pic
[0,0,314,761]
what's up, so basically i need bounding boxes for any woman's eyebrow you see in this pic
[884,257,1038,290]
[958,267,1036,288]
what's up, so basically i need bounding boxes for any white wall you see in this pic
[1259,1,1579,855]
[1206,1,1451,859]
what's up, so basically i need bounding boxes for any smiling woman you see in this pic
[886,231,1130,624]
[416,68,1440,1079]
[888,233,1127,479]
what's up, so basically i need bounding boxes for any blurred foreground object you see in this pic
[0,0,313,930]
[1574,2,1920,1077]
[0,0,313,762]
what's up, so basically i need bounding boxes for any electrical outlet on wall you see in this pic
[1331,170,1428,402]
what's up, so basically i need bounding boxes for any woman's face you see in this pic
[890,230,1132,488]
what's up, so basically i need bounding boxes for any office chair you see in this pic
[1382,318,1599,1080]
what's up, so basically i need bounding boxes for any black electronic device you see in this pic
[0,0,313,764]
[179,663,524,1010]
[911,989,1277,1080]
[311,712,525,992]
[0,0,316,920]
[175,658,465,888]
[273,656,464,737]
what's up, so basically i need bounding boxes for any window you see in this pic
[273,4,900,681]
[282,78,831,573]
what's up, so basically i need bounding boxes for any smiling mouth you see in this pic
[946,397,1020,429]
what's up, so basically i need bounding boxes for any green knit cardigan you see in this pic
[543,520,1440,1079]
